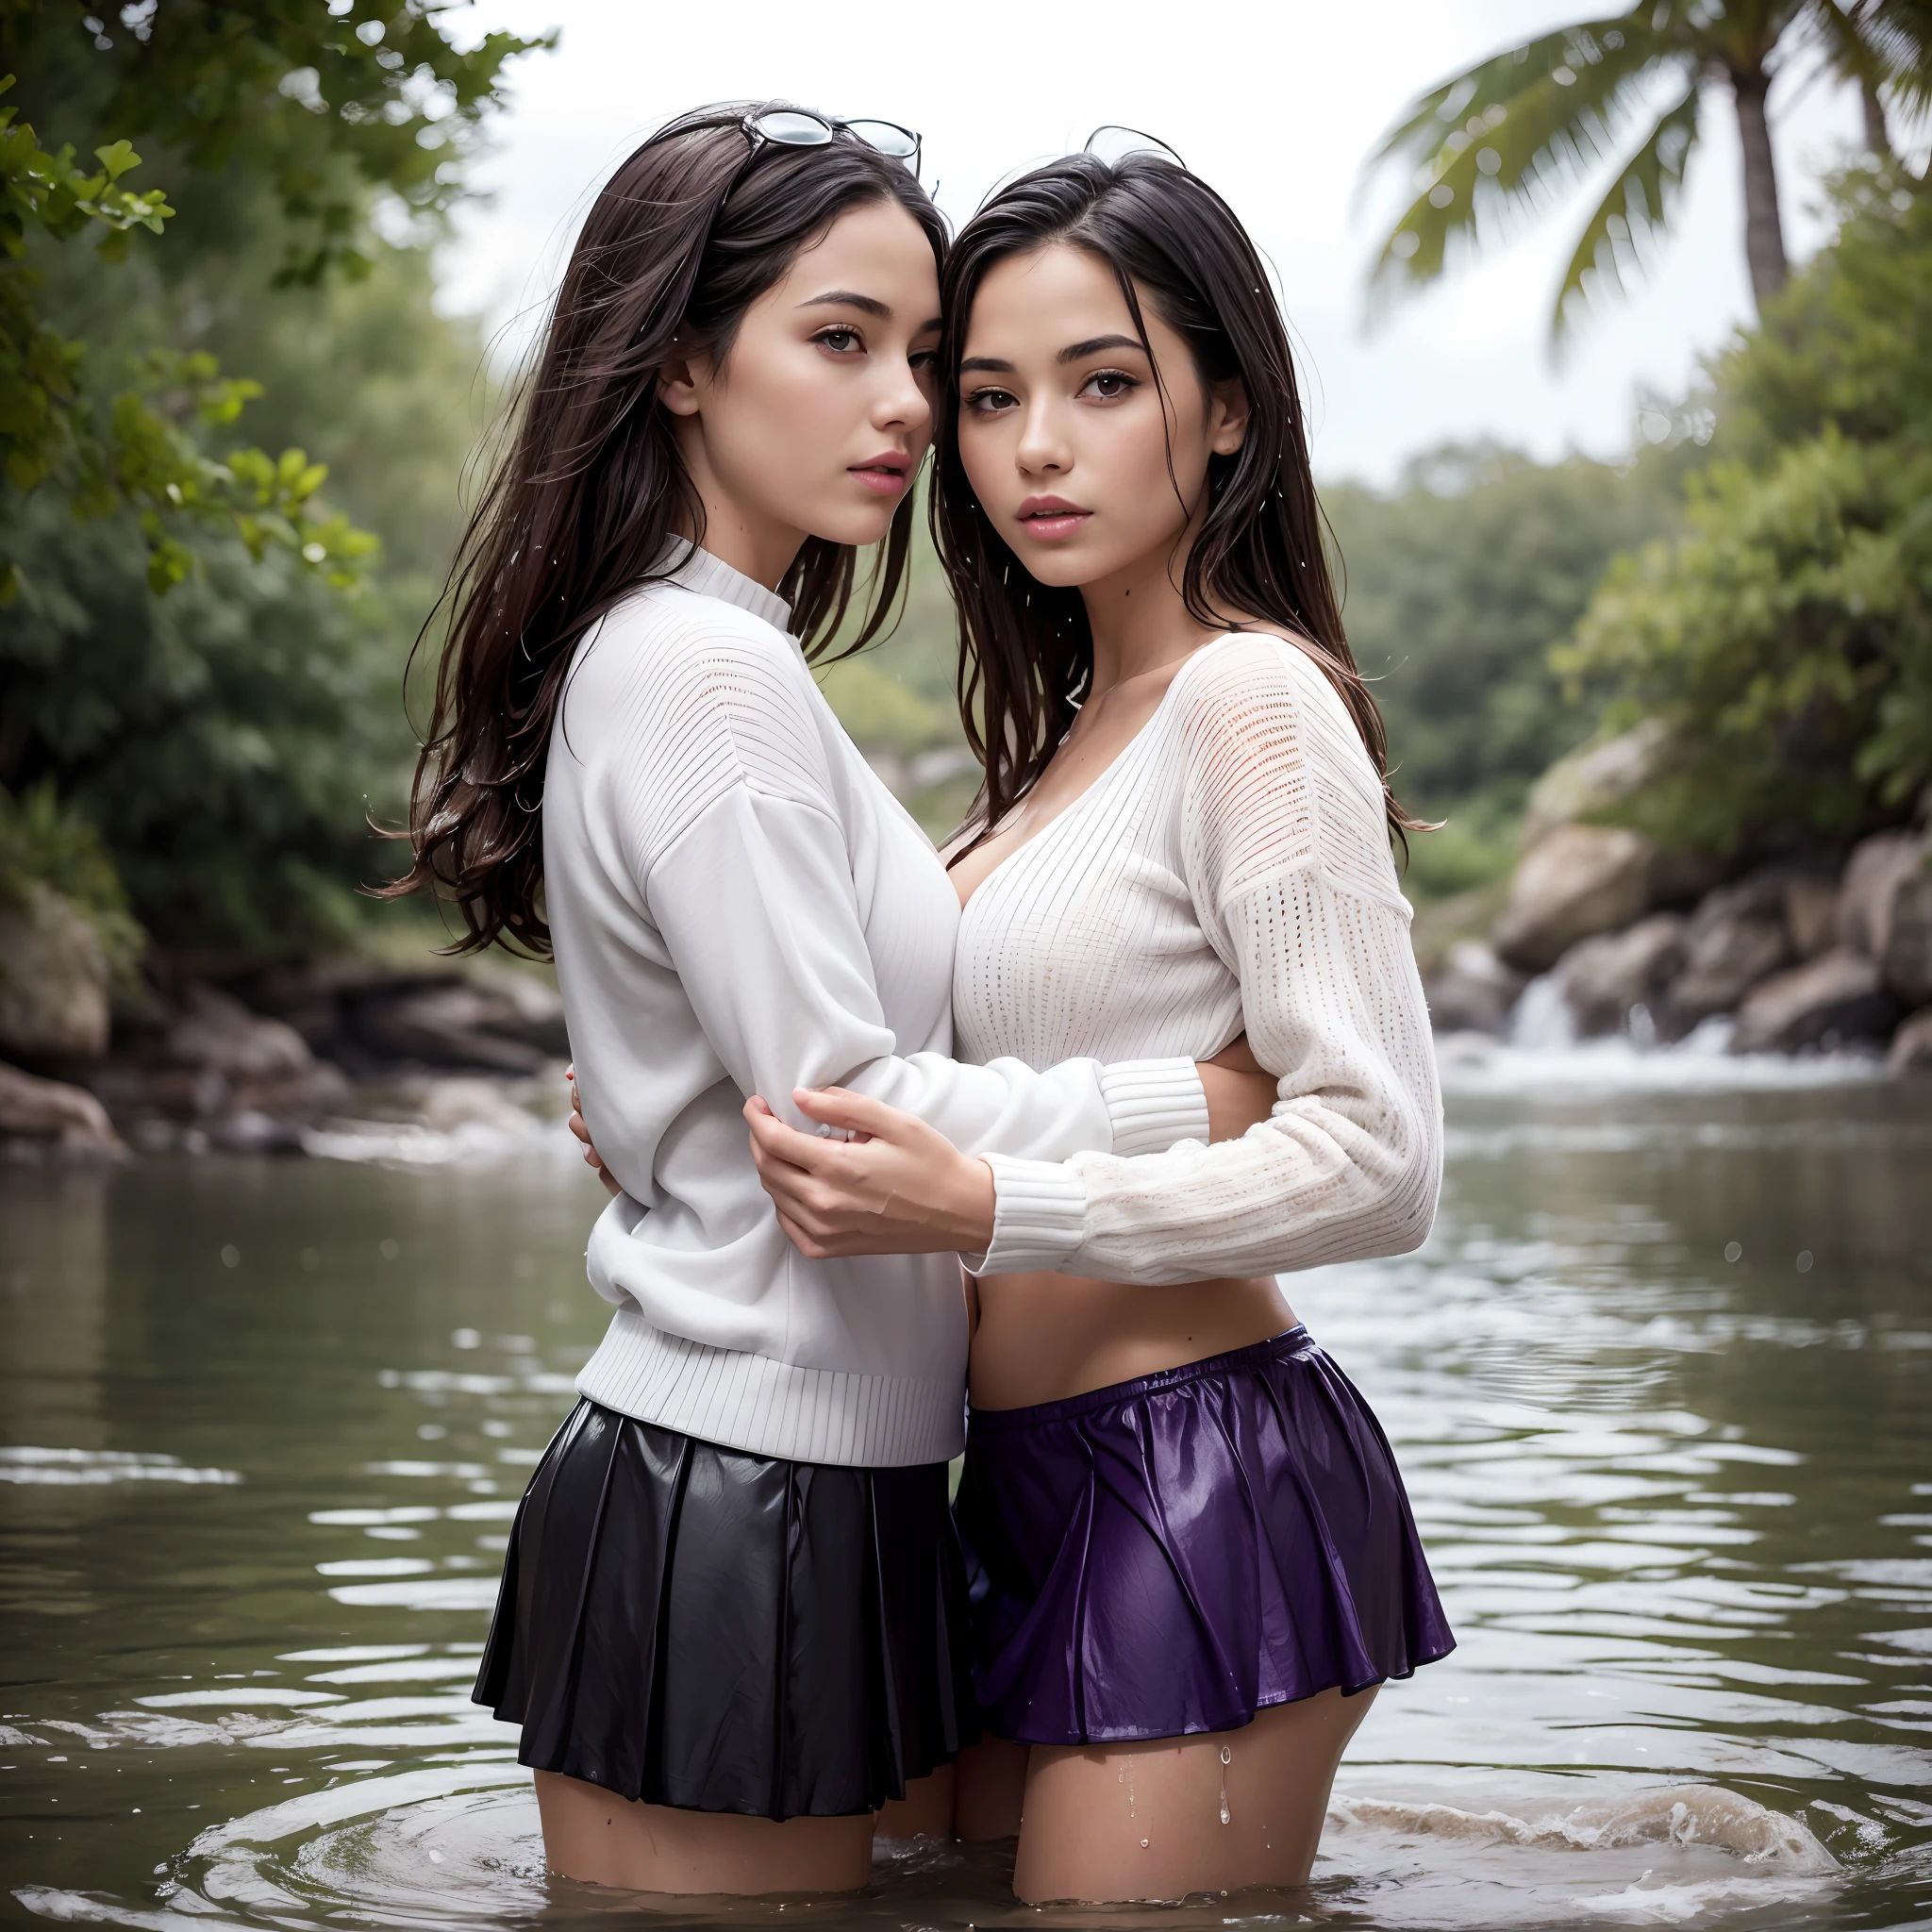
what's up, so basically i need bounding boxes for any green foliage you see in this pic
[0,2,536,953]
[1,488,402,950]
[0,199,492,949]
[3,3,551,286]
[1557,169,1932,855]
[0,775,142,972]
[1326,440,1693,898]
[0,77,369,595]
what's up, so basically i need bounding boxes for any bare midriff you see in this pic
[967,1271,1297,1413]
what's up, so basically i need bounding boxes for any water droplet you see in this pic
[1140,1838,1149,1848]
[1220,1797,1231,1825]
[1220,1744,1232,1764]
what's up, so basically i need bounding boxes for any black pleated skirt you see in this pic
[473,1399,978,1820]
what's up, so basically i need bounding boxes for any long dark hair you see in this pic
[931,151,1417,847]
[389,104,946,954]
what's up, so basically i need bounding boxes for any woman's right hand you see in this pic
[566,1065,622,1197]
[1197,1035,1275,1142]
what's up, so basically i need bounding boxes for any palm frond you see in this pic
[1550,83,1703,343]
[1362,8,1693,312]
[1851,0,1932,122]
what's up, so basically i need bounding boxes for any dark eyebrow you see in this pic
[917,315,943,337]
[798,290,891,318]
[958,356,1015,375]
[1058,333,1146,364]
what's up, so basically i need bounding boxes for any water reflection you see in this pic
[2,1079,1929,1929]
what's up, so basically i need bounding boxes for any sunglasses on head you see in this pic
[741,108,922,179]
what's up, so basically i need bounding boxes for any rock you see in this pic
[1423,941,1525,1037]
[1730,948,1898,1055]
[1560,914,1687,1036]
[0,1059,127,1162]
[349,982,558,1074]
[1664,876,1793,1030]
[1838,831,1924,958]
[1889,1007,1932,1073]
[463,965,571,1058]
[1518,721,1670,855]
[0,884,110,1063]
[1409,884,1510,978]
[1782,874,1841,959]
[167,985,313,1080]
[227,1061,353,1122]
[1882,869,1932,1008]
[1492,824,1657,973]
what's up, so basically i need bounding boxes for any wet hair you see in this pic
[387,103,946,954]
[931,150,1418,849]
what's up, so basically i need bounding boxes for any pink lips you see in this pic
[1015,494,1091,541]
[850,453,911,496]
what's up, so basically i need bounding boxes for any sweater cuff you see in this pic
[1100,1057,1209,1157]
[962,1154,1089,1277]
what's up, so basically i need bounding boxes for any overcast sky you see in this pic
[434,0,1872,487]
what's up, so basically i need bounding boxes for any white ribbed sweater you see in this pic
[958,630,1443,1284]
[546,548,1208,1468]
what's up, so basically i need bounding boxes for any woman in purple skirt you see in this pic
[742,138,1457,1903]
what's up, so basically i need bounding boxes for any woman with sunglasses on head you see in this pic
[740,137,1457,1904]
[391,106,1277,1898]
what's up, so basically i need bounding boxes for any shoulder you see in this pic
[1170,632,1377,789]
[577,582,808,708]
[569,583,826,759]
[1170,631,1400,902]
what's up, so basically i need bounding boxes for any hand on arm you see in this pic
[743,1089,995,1259]
[738,1039,1274,1263]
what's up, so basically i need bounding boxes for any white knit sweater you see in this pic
[957,630,1443,1283]
[546,547,1209,1468]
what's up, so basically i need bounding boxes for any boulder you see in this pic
[1518,721,1670,855]
[1492,824,1657,973]
[0,1059,127,1162]
[1730,948,1897,1055]
[1882,869,1932,1008]
[1664,876,1792,1030]
[349,978,565,1074]
[0,884,110,1063]
[1889,1007,1932,1074]
[1839,830,1924,958]
[1560,914,1687,1036]
[1422,941,1525,1038]
[167,984,313,1080]
[1782,875,1842,960]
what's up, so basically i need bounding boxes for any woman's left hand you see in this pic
[745,1088,996,1260]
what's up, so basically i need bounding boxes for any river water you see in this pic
[4,1050,1930,1930]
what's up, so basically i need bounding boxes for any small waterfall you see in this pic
[1507,972,1577,1051]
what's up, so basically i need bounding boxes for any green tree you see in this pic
[0,4,543,950]
[1556,168,1932,856]
[0,2,543,592]
[1359,2,1922,340]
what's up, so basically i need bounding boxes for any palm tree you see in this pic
[1360,1,1921,341]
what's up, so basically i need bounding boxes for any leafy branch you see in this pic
[1,73,376,599]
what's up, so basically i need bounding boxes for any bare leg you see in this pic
[1011,1687,1376,1905]
[534,1770,874,1894]
[954,1737,1029,1842]
[874,1764,955,1840]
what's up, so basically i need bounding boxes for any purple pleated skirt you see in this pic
[953,1325,1454,1746]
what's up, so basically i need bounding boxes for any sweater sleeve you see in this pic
[611,613,1207,1165]
[969,635,1442,1282]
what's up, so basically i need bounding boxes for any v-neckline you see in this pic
[955,655,1198,917]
